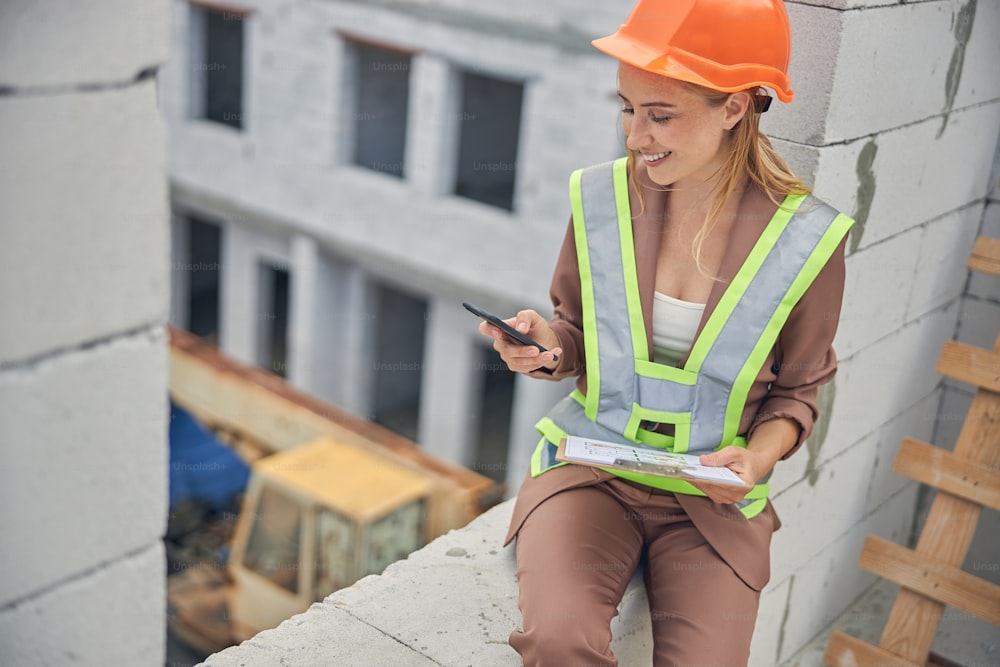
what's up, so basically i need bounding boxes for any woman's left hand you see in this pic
[688,446,772,504]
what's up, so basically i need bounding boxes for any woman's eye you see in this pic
[621,106,634,116]
[650,112,672,123]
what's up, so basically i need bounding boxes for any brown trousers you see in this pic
[508,477,761,667]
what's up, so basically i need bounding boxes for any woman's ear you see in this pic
[722,91,751,130]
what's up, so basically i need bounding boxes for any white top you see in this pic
[651,291,706,364]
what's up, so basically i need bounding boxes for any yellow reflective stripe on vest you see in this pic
[615,159,647,372]
[569,169,601,422]
[719,209,855,445]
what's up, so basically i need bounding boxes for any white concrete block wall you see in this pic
[0,1,170,665]
[0,332,168,604]
[0,82,169,362]
[0,1,169,89]
[753,0,1000,656]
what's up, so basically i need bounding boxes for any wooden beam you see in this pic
[892,437,1000,512]
[936,340,1000,394]
[879,332,1000,661]
[967,235,1000,276]
[824,631,922,667]
[859,535,1000,626]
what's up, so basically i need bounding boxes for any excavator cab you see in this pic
[226,436,431,641]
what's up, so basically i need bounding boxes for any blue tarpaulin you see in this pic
[169,401,250,510]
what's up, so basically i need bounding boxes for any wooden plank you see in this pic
[823,631,921,667]
[892,437,1000,512]
[936,340,1000,393]
[879,332,1000,661]
[967,235,1000,276]
[859,535,1000,626]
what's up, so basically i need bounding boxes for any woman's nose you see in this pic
[624,117,647,151]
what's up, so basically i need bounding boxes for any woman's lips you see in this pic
[641,150,671,166]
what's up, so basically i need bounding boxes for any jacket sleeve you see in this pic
[748,235,849,459]
[542,217,587,380]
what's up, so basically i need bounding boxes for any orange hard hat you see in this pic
[592,0,794,103]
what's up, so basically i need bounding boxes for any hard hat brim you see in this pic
[592,32,794,104]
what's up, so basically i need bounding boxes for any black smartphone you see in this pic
[463,301,558,373]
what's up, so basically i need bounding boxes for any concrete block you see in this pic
[835,226,923,360]
[0,0,169,89]
[866,472,922,549]
[760,3,842,145]
[825,0,1000,143]
[775,484,921,666]
[770,0,1000,144]
[813,102,1000,253]
[0,327,168,606]
[770,138,821,189]
[956,296,1000,350]
[990,138,1000,202]
[964,507,1000,586]
[906,204,983,322]
[0,80,169,364]
[770,431,879,581]
[867,391,939,511]
[774,515,878,663]
[750,576,791,667]
[933,382,976,451]
[0,543,164,667]
[824,301,958,452]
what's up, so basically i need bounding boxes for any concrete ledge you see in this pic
[199,492,1000,667]
[201,498,655,667]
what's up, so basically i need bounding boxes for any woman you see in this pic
[478,1,853,665]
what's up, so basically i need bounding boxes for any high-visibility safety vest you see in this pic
[531,157,855,518]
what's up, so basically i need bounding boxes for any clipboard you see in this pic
[555,436,748,487]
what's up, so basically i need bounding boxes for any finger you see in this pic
[699,446,743,467]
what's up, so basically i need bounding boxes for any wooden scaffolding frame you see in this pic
[824,236,1000,666]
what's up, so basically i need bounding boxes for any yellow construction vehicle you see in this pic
[166,327,498,655]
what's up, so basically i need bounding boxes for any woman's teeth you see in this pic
[642,151,670,162]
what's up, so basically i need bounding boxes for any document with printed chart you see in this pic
[556,435,747,487]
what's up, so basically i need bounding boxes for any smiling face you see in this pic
[618,63,748,192]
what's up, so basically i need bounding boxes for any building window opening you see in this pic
[454,71,524,211]
[258,261,290,377]
[371,284,427,441]
[191,4,246,129]
[347,40,411,178]
[186,216,222,343]
[472,345,515,485]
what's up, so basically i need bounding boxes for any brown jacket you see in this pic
[504,162,849,591]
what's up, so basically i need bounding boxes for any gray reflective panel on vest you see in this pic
[548,394,642,446]
[577,161,638,434]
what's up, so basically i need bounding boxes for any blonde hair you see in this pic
[626,84,810,276]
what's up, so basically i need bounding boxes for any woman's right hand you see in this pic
[477,309,563,375]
